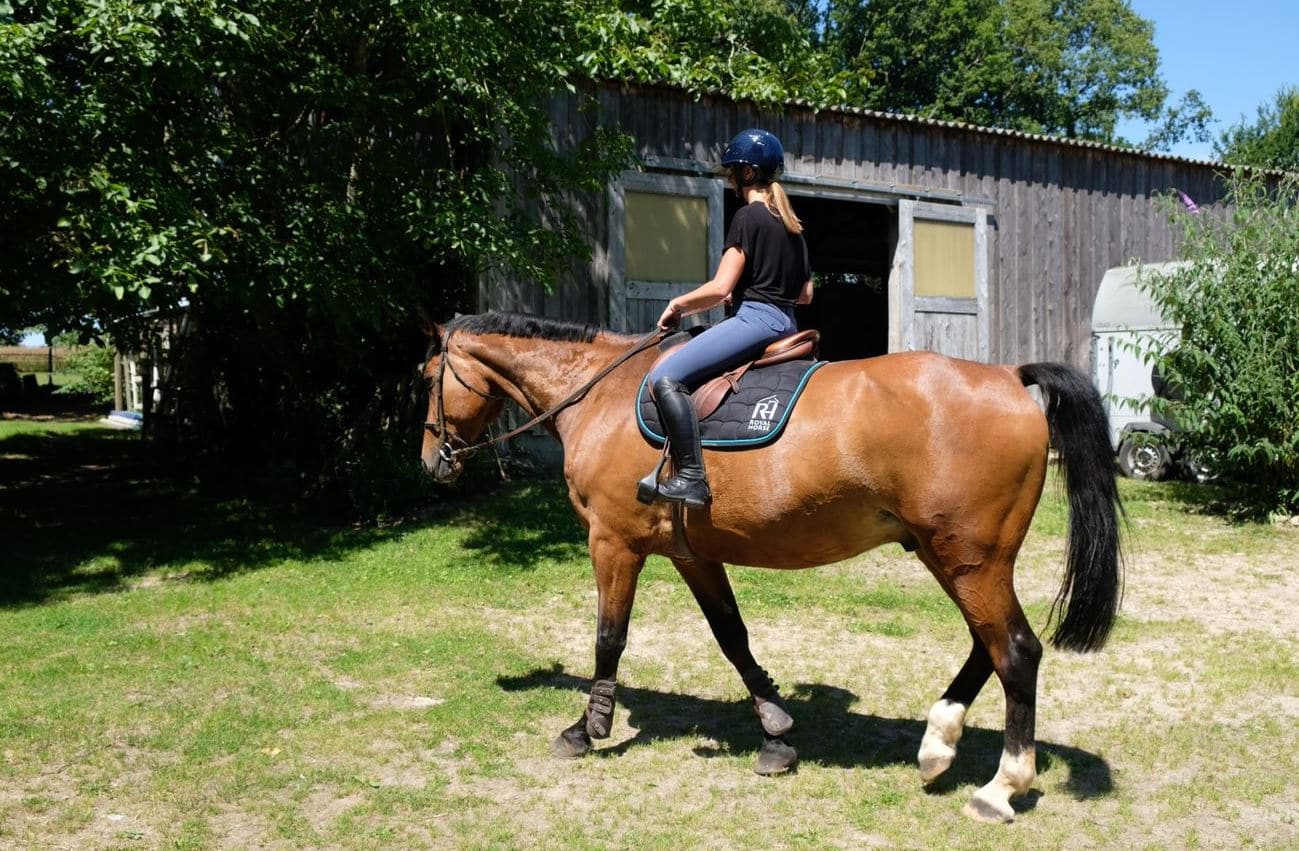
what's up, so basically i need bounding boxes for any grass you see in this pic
[2,422,1297,848]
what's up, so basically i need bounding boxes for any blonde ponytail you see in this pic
[765,181,804,235]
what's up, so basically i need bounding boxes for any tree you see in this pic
[1215,87,1299,172]
[813,0,1168,141]
[1139,89,1214,153]
[1138,174,1299,517]
[1,1,631,513]
[575,0,849,107]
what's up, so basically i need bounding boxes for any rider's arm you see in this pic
[658,247,745,329]
[797,277,813,305]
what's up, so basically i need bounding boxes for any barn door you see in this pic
[889,200,990,361]
[608,172,724,333]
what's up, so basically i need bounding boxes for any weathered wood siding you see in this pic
[486,83,1231,372]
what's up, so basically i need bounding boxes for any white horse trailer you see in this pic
[1090,262,1189,479]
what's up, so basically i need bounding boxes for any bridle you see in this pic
[424,325,667,468]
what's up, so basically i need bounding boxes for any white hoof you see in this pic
[962,749,1036,823]
[918,739,957,783]
[963,789,1016,823]
[917,699,967,783]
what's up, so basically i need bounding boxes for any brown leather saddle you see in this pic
[649,329,821,419]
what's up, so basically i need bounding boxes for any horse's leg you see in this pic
[552,533,645,759]
[915,532,1042,822]
[917,627,993,783]
[950,576,1042,823]
[671,557,797,775]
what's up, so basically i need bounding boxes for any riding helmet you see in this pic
[720,128,785,179]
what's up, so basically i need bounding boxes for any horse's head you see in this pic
[420,325,507,483]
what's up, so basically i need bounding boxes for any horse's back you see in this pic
[798,352,1047,456]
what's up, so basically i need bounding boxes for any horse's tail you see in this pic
[1017,362,1124,652]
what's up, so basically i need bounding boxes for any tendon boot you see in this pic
[651,377,712,508]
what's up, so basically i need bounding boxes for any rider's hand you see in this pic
[658,302,682,331]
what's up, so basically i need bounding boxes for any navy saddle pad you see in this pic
[637,359,826,449]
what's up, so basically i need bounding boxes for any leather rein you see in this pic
[424,326,667,467]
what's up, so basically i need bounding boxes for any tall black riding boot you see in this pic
[652,377,712,508]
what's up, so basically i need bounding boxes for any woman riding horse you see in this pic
[420,307,1122,823]
[647,128,814,509]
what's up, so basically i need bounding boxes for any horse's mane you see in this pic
[427,311,603,360]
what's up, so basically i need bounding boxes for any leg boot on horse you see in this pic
[651,377,712,509]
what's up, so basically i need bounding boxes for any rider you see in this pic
[647,128,813,508]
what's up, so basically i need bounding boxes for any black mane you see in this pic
[426,311,603,361]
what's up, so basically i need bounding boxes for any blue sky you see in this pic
[1116,0,1299,160]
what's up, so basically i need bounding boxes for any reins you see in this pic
[426,325,668,462]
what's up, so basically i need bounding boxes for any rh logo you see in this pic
[747,395,781,432]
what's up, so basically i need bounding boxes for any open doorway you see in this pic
[723,192,894,361]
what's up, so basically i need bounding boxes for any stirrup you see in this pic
[636,443,672,504]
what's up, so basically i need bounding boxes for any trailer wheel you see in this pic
[1118,433,1171,480]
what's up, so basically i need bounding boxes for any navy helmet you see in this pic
[720,128,784,179]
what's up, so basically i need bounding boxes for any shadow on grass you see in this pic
[456,478,588,568]
[0,427,399,605]
[0,425,590,606]
[1117,475,1247,519]
[498,664,1113,804]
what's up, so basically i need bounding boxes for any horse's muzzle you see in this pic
[422,442,461,484]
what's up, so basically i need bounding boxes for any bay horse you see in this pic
[419,311,1121,823]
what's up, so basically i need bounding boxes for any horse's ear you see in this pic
[415,306,437,336]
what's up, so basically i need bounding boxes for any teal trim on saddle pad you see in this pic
[636,360,827,449]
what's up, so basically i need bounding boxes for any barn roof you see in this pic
[621,81,1291,178]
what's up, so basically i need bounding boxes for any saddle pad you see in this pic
[637,360,826,449]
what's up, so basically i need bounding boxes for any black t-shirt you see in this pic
[725,201,810,309]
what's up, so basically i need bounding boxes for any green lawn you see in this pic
[2,422,1296,849]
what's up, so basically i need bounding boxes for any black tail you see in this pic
[1019,362,1124,652]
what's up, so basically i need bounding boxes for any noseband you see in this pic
[424,328,510,466]
[424,326,666,466]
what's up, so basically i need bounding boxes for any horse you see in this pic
[419,311,1122,823]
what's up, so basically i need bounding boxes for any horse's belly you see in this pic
[688,498,908,569]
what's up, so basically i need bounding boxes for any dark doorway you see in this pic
[723,192,894,361]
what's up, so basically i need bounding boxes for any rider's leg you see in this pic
[646,302,795,507]
[651,376,712,507]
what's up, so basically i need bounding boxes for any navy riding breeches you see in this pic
[648,300,797,390]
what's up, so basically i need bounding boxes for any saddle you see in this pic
[651,329,821,420]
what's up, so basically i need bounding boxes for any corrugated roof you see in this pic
[620,81,1292,177]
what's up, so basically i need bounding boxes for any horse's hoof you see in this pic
[552,723,592,759]
[962,792,1015,824]
[754,737,798,776]
[917,741,957,784]
[754,695,794,737]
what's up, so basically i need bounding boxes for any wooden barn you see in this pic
[486,81,1232,372]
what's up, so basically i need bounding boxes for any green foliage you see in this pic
[56,343,115,403]
[0,0,633,509]
[1140,89,1214,153]
[576,0,1173,141]
[1216,87,1299,172]
[1138,174,1299,516]
[815,0,1166,140]
[576,0,849,106]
